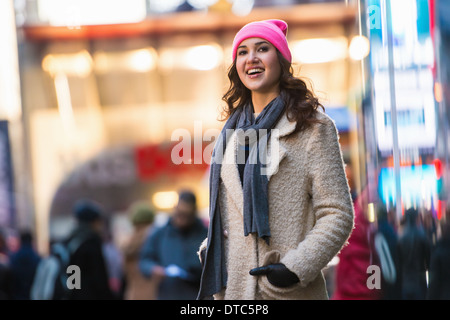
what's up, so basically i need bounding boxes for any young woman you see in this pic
[197,19,355,300]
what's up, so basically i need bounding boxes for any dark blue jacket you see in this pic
[397,222,431,300]
[66,225,115,300]
[9,244,41,300]
[139,218,207,300]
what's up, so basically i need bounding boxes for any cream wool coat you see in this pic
[201,110,355,300]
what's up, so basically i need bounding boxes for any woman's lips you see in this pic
[246,67,264,79]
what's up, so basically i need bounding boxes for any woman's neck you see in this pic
[251,91,280,114]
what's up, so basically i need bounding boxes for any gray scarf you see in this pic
[197,94,286,299]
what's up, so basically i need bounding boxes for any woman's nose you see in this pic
[247,51,259,64]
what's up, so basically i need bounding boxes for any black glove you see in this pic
[249,263,299,288]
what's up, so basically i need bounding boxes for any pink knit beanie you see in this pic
[232,19,292,62]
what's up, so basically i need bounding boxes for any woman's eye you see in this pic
[238,50,247,55]
[258,46,269,52]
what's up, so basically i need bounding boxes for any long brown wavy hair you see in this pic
[221,50,324,134]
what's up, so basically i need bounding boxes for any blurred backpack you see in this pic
[374,232,397,284]
[30,236,86,300]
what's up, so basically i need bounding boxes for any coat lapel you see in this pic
[265,113,296,181]
[219,113,297,211]
[220,129,244,212]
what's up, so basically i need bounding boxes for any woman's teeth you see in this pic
[247,68,264,75]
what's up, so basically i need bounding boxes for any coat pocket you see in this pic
[258,250,301,300]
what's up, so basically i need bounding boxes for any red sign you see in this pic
[135,142,210,181]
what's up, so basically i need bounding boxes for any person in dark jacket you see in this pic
[66,199,115,300]
[9,230,41,300]
[0,230,12,300]
[376,205,401,300]
[397,207,431,300]
[139,190,208,300]
[428,220,450,299]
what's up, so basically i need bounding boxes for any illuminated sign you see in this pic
[373,68,436,152]
[368,0,436,153]
[378,164,438,211]
[135,142,209,181]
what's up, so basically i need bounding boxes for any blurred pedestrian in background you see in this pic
[397,207,431,300]
[0,229,10,263]
[65,199,115,300]
[101,218,124,299]
[139,190,207,300]
[331,187,381,300]
[122,201,157,300]
[0,230,12,300]
[427,217,450,300]
[9,230,41,300]
[197,19,354,300]
[421,208,437,246]
[375,204,400,300]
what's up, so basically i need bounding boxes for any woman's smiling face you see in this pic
[235,37,281,96]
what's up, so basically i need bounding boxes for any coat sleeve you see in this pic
[280,116,355,287]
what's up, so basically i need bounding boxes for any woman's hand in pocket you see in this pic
[249,263,299,288]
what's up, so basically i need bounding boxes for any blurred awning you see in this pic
[49,142,210,218]
[22,2,357,41]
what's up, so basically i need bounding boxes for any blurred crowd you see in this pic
[0,186,449,300]
[0,189,207,300]
[331,189,450,300]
